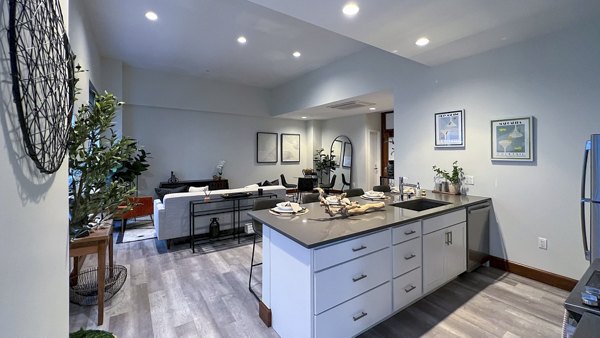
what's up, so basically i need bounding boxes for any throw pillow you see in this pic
[188,186,209,193]
[262,180,272,186]
[270,179,279,186]
[155,186,187,202]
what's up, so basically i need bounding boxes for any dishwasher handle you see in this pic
[468,203,490,214]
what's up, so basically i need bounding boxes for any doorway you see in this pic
[366,129,381,190]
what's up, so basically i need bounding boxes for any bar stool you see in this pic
[249,198,285,301]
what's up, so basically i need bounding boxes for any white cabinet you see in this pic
[263,207,469,338]
[393,267,422,311]
[392,222,423,312]
[314,248,390,314]
[423,222,466,294]
[315,282,391,338]
[392,237,421,277]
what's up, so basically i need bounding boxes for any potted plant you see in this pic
[108,145,150,191]
[68,92,147,233]
[432,161,464,194]
[313,148,337,184]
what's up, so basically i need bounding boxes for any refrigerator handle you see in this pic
[581,140,591,261]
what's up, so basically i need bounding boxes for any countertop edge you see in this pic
[249,194,491,249]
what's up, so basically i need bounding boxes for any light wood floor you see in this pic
[70,235,569,337]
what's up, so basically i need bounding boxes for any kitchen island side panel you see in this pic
[269,228,313,338]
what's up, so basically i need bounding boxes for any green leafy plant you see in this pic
[68,92,145,229]
[432,161,464,184]
[314,148,337,173]
[70,328,114,338]
[108,146,150,184]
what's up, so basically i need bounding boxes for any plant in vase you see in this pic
[68,92,147,236]
[432,161,464,194]
[213,160,226,180]
[313,148,337,184]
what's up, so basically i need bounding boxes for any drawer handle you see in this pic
[352,245,367,252]
[352,311,368,321]
[404,229,416,235]
[404,285,416,293]
[404,253,416,260]
[352,274,367,282]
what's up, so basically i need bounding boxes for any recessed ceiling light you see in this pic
[342,3,360,17]
[145,11,158,21]
[292,51,301,58]
[237,36,247,44]
[392,50,398,53]
[415,37,430,47]
[301,116,307,119]
[369,107,376,111]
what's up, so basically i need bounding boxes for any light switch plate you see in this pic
[538,237,548,250]
[464,175,474,185]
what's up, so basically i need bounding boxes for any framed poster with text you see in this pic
[434,110,465,148]
[491,117,533,161]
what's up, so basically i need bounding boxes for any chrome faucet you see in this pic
[399,176,420,200]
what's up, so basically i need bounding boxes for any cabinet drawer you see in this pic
[393,267,422,312]
[393,238,421,277]
[314,229,390,271]
[422,209,466,234]
[392,221,421,244]
[315,282,391,338]
[314,248,390,314]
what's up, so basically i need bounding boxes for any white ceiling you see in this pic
[81,0,366,89]
[249,0,600,66]
[80,0,600,118]
[278,90,394,120]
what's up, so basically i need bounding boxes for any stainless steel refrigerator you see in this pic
[581,134,600,261]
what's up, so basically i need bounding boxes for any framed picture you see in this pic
[331,140,342,167]
[281,133,300,163]
[491,117,533,161]
[342,142,352,168]
[256,132,278,163]
[434,110,465,148]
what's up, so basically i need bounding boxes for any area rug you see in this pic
[117,218,156,244]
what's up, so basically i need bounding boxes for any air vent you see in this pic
[327,100,375,110]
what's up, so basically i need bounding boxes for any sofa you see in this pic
[153,185,287,241]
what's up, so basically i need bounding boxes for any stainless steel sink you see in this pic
[391,198,451,211]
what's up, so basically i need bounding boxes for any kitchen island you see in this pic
[248,192,490,338]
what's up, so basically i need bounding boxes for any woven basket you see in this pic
[69,265,127,306]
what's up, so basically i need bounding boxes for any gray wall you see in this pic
[398,18,600,279]
[118,65,310,194]
[267,18,600,279]
[0,0,71,335]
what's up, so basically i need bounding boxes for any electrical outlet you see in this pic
[538,237,548,250]
[464,175,474,185]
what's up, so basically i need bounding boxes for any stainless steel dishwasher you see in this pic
[467,202,491,272]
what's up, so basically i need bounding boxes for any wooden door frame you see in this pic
[381,112,394,179]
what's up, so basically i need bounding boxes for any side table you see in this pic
[69,225,113,325]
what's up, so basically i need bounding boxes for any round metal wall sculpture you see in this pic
[8,0,75,174]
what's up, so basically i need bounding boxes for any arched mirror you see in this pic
[329,135,352,191]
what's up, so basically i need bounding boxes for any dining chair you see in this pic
[297,177,315,203]
[341,173,351,191]
[320,174,337,193]
[344,188,364,197]
[372,184,391,192]
[249,198,285,301]
[280,174,297,189]
[302,193,321,204]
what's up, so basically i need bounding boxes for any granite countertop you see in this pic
[247,191,490,249]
